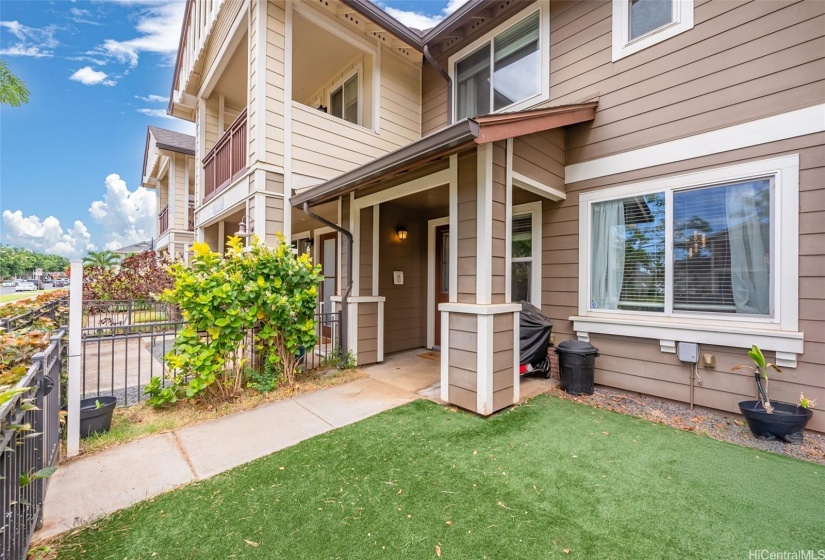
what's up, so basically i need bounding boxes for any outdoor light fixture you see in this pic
[396,227,408,240]
[235,216,255,238]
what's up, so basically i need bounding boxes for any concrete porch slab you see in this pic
[292,377,416,428]
[39,433,193,539]
[175,399,334,479]
[364,349,441,393]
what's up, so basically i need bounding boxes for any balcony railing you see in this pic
[203,108,247,202]
[158,205,169,235]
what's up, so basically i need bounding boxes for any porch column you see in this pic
[343,204,384,366]
[440,143,520,416]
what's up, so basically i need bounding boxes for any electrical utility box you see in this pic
[677,342,699,364]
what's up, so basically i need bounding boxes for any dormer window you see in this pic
[450,4,549,121]
[329,72,360,125]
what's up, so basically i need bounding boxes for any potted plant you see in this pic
[78,396,117,438]
[733,345,813,444]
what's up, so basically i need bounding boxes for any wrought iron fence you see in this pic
[300,311,342,371]
[0,329,64,560]
[82,299,180,330]
[80,300,341,407]
[0,297,68,332]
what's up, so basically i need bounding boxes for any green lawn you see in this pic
[0,287,61,304]
[55,395,825,559]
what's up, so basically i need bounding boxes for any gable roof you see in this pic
[291,102,598,208]
[148,126,195,154]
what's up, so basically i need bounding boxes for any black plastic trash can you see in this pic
[555,340,600,395]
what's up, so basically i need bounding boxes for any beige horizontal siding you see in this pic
[291,44,420,181]
[359,206,373,296]
[512,129,566,191]
[380,203,427,354]
[264,193,284,246]
[449,312,478,411]
[357,302,379,365]
[546,0,825,163]
[547,132,825,431]
[457,150,477,304]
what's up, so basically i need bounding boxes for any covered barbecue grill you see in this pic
[519,301,553,377]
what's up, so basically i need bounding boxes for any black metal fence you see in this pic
[80,299,341,407]
[0,329,64,560]
[0,297,67,332]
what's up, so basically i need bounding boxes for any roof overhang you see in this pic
[291,102,597,208]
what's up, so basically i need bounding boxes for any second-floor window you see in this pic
[454,10,543,120]
[612,0,694,61]
[329,73,359,126]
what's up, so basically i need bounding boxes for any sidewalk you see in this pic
[36,350,556,541]
[37,376,420,540]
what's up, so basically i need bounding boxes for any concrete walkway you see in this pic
[36,349,556,541]
[37,376,420,540]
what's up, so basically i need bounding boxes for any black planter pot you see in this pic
[738,400,813,444]
[79,396,117,438]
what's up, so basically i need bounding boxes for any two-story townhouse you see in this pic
[169,0,825,430]
[141,126,197,258]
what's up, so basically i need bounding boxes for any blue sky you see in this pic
[0,0,460,258]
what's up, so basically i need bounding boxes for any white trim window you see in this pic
[612,0,694,62]
[328,70,360,126]
[576,155,801,364]
[511,202,542,306]
[449,2,550,121]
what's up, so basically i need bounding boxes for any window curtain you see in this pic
[591,200,626,310]
[726,182,770,315]
[456,46,490,120]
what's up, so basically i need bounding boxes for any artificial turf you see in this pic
[55,395,825,559]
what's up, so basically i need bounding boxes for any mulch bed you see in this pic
[545,384,825,466]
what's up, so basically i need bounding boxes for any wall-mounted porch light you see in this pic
[235,216,255,238]
[396,226,408,241]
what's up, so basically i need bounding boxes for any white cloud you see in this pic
[87,174,156,251]
[70,66,116,86]
[1,174,158,257]
[68,7,99,25]
[377,0,469,30]
[135,94,167,103]
[0,20,58,58]
[2,211,95,258]
[136,108,171,118]
[93,1,185,68]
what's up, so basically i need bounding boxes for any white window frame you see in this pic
[327,66,362,127]
[511,202,542,306]
[612,0,694,62]
[575,155,802,366]
[448,0,550,122]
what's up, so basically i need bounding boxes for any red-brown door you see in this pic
[434,225,449,347]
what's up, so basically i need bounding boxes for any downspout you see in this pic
[423,44,452,124]
[303,201,353,364]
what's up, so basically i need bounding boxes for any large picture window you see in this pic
[589,179,773,318]
[453,8,545,120]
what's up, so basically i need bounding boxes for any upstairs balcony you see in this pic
[203,108,247,202]
[159,205,169,235]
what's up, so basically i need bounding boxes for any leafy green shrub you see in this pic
[148,235,322,406]
[246,359,280,393]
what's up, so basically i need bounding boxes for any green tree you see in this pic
[83,250,121,268]
[0,60,29,107]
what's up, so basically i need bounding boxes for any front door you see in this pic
[318,232,337,340]
[434,225,449,347]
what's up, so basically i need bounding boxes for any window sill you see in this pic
[570,315,804,368]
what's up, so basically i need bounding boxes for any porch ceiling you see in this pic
[291,102,597,208]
